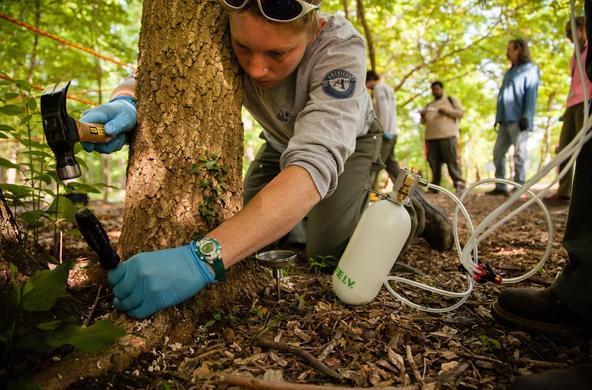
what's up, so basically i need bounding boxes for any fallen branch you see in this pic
[219,374,422,390]
[455,351,506,365]
[515,358,569,369]
[255,337,341,380]
[435,362,470,384]
[317,331,343,362]
[405,345,425,389]
[83,285,102,327]
[195,344,225,360]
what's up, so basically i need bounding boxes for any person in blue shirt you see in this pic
[489,38,540,195]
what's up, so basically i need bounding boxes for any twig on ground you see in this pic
[83,285,102,327]
[195,346,225,361]
[515,358,569,369]
[392,261,428,276]
[219,374,422,390]
[255,337,341,380]
[317,331,342,362]
[162,370,190,381]
[435,362,470,384]
[455,351,507,365]
[405,345,425,389]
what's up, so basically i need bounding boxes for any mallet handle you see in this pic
[76,121,112,143]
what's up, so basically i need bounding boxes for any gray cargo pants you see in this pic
[243,120,383,260]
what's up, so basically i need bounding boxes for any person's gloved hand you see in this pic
[518,117,529,132]
[107,242,215,319]
[383,133,395,141]
[80,96,137,153]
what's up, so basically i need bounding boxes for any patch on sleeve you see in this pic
[321,69,357,99]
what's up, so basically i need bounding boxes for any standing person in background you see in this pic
[489,38,540,196]
[496,7,592,388]
[420,81,466,193]
[545,16,592,205]
[365,70,399,187]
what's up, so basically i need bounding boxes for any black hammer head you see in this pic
[41,81,81,180]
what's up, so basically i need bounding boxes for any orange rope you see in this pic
[0,12,130,68]
[0,73,97,106]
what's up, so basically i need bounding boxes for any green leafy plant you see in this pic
[0,79,107,264]
[191,153,228,231]
[0,262,126,386]
[479,334,501,351]
[307,255,335,274]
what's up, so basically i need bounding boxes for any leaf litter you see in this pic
[61,192,588,389]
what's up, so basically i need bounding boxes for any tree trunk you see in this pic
[118,0,243,255]
[356,0,376,71]
[0,189,23,291]
[90,2,113,202]
[342,0,350,20]
[33,2,269,387]
[539,91,557,171]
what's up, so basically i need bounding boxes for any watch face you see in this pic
[200,240,217,256]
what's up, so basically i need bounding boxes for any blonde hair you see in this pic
[225,0,321,35]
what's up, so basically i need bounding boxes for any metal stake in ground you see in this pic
[256,250,296,300]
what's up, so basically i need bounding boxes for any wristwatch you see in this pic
[193,237,226,281]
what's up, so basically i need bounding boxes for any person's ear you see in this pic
[309,17,327,42]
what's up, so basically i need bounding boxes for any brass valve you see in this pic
[390,168,424,205]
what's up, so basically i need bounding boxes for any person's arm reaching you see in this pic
[106,161,320,318]
[209,166,320,267]
[79,75,138,153]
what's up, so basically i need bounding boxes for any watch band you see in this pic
[209,256,226,282]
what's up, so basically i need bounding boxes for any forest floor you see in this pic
[35,190,591,389]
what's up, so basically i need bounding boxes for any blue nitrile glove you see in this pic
[80,96,137,154]
[107,241,215,319]
[383,133,395,141]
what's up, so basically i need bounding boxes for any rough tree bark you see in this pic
[118,0,244,255]
[33,1,268,388]
[120,0,267,311]
[0,188,24,290]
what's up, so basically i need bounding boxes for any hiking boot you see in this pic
[486,188,509,196]
[412,189,453,251]
[508,365,592,390]
[492,287,592,334]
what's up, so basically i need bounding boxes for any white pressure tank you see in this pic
[332,169,418,305]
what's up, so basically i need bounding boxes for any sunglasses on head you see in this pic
[222,0,319,23]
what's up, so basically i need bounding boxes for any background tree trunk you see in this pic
[0,189,23,291]
[356,0,376,71]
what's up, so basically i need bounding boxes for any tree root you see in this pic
[255,337,341,381]
[219,374,423,390]
[31,260,268,389]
